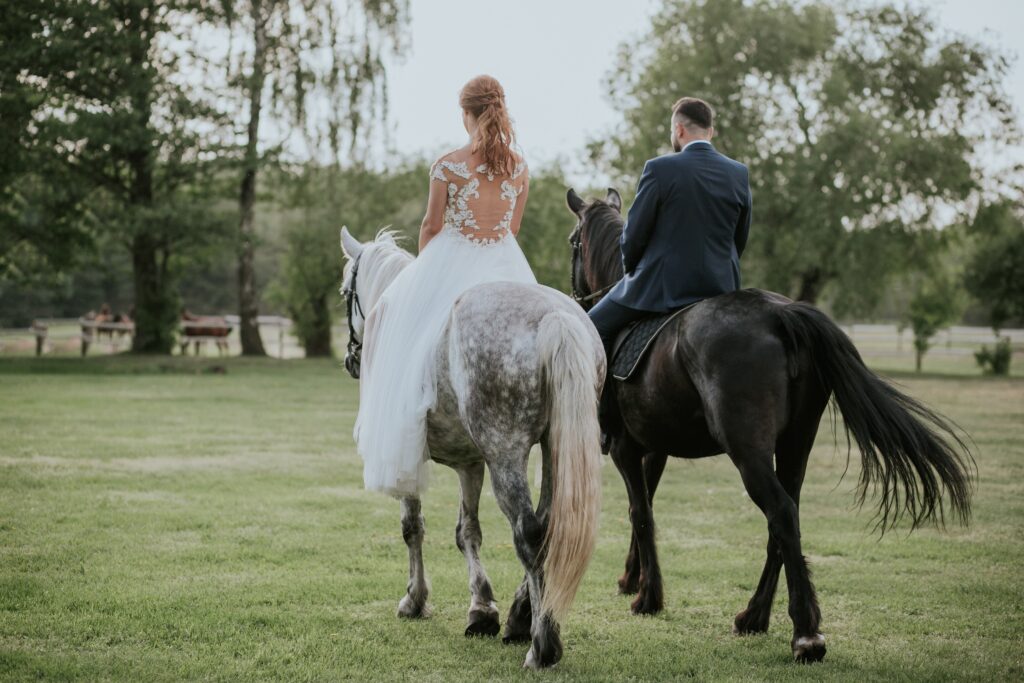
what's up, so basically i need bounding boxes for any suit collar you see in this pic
[681,139,714,153]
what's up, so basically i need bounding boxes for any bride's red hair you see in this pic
[460,75,516,177]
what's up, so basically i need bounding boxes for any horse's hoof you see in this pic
[502,627,531,644]
[618,573,639,595]
[465,604,500,637]
[630,592,663,615]
[396,595,430,619]
[792,633,826,663]
[733,607,770,635]
[522,642,562,669]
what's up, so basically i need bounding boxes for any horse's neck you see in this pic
[589,223,625,291]
[363,248,413,311]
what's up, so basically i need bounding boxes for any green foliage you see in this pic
[218,0,409,355]
[905,271,964,372]
[974,337,1012,376]
[1,0,234,352]
[518,167,578,292]
[269,161,426,355]
[964,200,1024,332]
[597,0,1018,309]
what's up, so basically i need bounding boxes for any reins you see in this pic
[343,252,365,378]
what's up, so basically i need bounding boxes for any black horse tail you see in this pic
[775,301,974,531]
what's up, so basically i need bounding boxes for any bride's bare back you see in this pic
[423,146,529,247]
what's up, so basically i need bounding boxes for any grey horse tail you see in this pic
[536,310,603,620]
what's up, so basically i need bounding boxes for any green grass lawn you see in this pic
[1,356,1022,681]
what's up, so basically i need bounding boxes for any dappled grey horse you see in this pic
[340,229,605,669]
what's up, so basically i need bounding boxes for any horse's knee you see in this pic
[401,514,423,546]
[512,513,544,567]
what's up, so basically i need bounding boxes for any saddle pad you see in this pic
[610,304,695,381]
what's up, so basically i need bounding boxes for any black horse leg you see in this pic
[610,437,663,615]
[733,428,814,635]
[730,449,824,662]
[619,452,668,595]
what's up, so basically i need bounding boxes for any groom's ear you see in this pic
[566,188,585,215]
[606,188,622,213]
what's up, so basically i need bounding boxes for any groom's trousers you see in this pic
[587,296,651,361]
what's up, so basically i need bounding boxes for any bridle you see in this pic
[343,252,365,379]
[569,220,614,309]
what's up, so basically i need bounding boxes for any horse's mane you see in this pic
[581,200,625,285]
[345,229,415,311]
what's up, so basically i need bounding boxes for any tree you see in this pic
[220,0,408,356]
[271,161,423,356]
[2,0,231,352]
[596,0,1018,308]
[965,200,1024,332]
[518,166,580,292]
[905,271,963,372]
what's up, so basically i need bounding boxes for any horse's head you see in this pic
[565,187,624,310]
[340,226,413,379]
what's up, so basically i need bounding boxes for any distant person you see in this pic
[587,97,753,354]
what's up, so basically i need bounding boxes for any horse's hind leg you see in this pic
[455,463,500,637]
[733,424,815,636]
[397,496,430,618]
[487,452,562,669]
[611,436,663,615]
[728,446,824,662]
[503,440,554,644]
[619,451,667,595]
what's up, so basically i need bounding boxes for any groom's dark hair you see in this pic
[672,97,714,130]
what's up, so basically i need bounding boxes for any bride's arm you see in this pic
[509,173,530,237]
[418,175,448,252]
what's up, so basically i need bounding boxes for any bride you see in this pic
[355,75,537,496]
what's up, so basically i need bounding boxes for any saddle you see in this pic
[609,303,697,381]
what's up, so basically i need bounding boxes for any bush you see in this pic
[975,338,1012,376]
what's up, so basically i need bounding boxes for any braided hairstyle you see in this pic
[459,75,517,177]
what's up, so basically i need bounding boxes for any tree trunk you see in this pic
[237,3,268,356]
[131,234,175,353]
[302,295,333,358]
[126,6,173,354]
[915,348,923,373]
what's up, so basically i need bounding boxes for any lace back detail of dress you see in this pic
[430,151,528,245]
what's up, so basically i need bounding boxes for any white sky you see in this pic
[383,0,1024,185]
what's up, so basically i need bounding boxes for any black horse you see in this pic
[566,188,973,663]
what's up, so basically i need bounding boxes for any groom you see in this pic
[588,97,752,353]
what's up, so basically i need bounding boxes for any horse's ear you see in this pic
[606,188,622,213]
[340,226,363,260]
[566,188,585,215]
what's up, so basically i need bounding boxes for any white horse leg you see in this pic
[397,496,430,618]
[487,453,562,669]
[503,441,553,644]
[456,463,500,636]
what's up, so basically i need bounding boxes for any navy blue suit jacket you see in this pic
[606,142,752,312]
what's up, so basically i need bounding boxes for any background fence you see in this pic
[0,318,1021,370]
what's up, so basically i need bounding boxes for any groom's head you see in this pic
[671,97,715,152]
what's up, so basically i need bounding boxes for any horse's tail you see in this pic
[536,310,603,620]
[775,301,974,531]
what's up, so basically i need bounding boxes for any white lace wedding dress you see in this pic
[355,149,537,497]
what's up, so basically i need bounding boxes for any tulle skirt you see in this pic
[355,228,537,497]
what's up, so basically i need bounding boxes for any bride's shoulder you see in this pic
[430,147,473,182]
[510,145,528,179]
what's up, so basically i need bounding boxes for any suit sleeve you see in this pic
[620,160,660,275]
[734,168,752,258]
